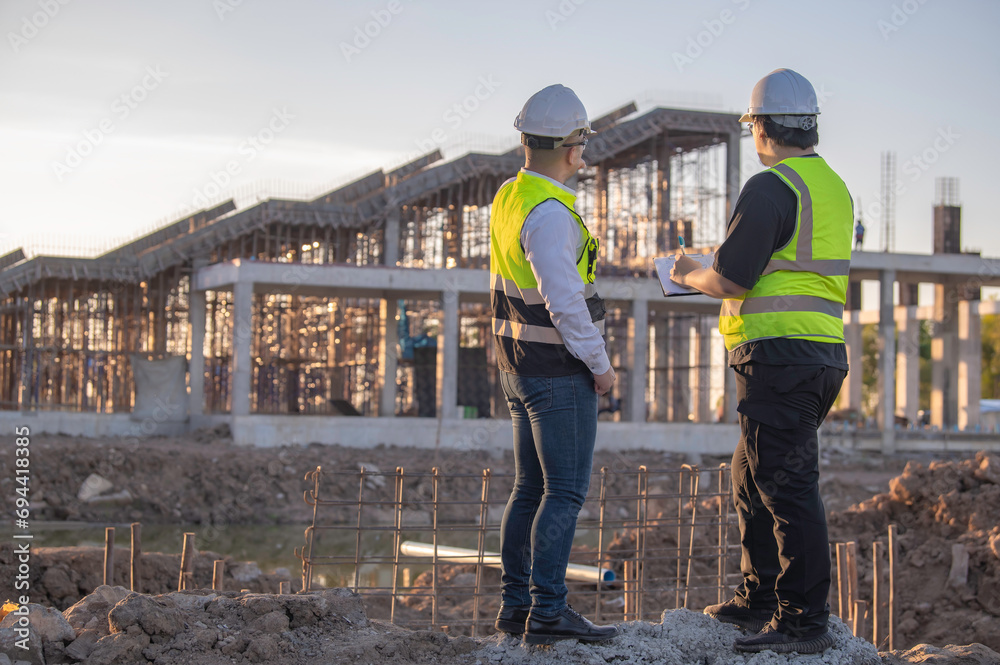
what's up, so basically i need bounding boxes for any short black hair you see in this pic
[754,115,818,150]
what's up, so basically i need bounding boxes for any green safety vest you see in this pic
[490,171,605,376]
[719,156,853,351]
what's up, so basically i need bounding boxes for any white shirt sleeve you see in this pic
[521,200,612,376]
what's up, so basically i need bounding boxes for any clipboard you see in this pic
[653,253,716,297]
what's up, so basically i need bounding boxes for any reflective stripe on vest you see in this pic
[719,156,853,351]
[489,171,605,376]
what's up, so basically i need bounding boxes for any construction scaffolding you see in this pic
[0,103,740,421]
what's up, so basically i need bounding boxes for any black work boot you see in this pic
[734,624,835,654]
[523,606,619,645]
[703,599,773,633]
[494,606,530,635]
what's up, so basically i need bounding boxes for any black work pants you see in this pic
[730,362,846,636]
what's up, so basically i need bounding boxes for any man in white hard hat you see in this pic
[671,69,852,655]
[490,83,618,645]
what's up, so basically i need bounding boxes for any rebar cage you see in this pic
[295,463,737,636]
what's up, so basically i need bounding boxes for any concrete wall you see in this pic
[0,412,225,440]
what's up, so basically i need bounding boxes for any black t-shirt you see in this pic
[713,158,848,370]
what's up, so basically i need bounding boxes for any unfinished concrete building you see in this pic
[0,103,740,450]
[2,102,998,452]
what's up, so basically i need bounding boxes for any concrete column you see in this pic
[188,289,206,418]
[231,280,253,417]
[842,313,863,414]
[627,299,649,422]
[383,209,401,267]
[437,291,459,420]
[958,300,982,430]
[878,270,896,453]
[692,315,713,423]
[668,314,692,421]
[649,316,670,422]
[931,284,960,428]
[378,298,399,417]
[895,306,920,427]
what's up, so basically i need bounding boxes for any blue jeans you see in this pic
[498,369,598,617]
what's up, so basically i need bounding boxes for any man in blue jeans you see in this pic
[489,84,618,645]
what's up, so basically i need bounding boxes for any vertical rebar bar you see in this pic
[390,467,404,626]
[130,523,141,592]
[596,467,608,623]
[873,540,884,648]
[637,465,648,621]
[888,524,898,651]
[683,465,700,609]
[853,600,868,640]
[178,532,195,592]
[847,541,859,625]
[836,542,848,620]
[353,467,367,591]
[675,467,685,608]
[302,466,322,592]
[716,464,726,603]
[473,469,491,637]
[103,527,115,587]
[213,560,225,591]
[431,467,440,631]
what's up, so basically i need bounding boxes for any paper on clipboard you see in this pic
[653,253,716,297]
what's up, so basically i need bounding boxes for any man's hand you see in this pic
[594,367,616,396]
[669,251,701,286]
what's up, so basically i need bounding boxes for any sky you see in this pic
[1,0,998,290]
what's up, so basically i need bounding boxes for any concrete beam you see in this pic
[849,251,1000,286]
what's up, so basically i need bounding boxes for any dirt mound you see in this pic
[0,544,295,610]
[828,452,1000,651]
[0,584,905,665]
[9,582,993,665]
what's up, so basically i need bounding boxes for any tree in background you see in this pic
[983,314,1000,399]
[861,323,879,421]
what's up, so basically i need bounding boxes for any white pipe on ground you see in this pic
[399,540,615,583]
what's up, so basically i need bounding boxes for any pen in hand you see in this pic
[678,235,685,255]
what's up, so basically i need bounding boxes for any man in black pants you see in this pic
[670,69,852,654]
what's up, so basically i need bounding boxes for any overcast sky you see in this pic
[2,0,998,287]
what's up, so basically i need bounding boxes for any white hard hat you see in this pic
[739,69,820,130]
[514,84,591,139]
